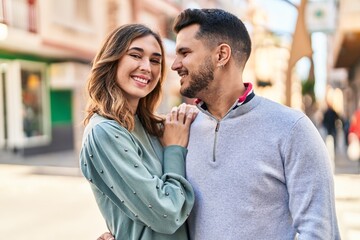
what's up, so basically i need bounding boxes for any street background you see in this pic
[0,0,360,239]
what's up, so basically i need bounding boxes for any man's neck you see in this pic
[202,84,246,120]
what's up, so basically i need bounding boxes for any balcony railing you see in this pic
[0,0,37,33]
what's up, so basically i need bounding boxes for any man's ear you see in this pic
[216,43,231,67]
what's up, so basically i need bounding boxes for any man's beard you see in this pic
[180,59,214,99]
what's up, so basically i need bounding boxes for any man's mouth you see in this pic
[178,70,188,78]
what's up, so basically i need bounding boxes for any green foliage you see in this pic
[302,78,316,101]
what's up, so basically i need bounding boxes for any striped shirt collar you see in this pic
[194,82,254,110]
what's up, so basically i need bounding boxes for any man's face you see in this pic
[171,24,215,99]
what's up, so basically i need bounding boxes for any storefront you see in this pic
[0,59,50,153]
[0,57,90,156]
[333,0,360,118]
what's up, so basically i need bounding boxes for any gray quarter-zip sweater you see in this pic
[186,93,340,240]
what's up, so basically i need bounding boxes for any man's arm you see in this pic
[284,116,340,239]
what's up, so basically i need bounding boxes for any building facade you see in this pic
[0,0,182,157]
[1,0,321,158]
[333,0,360,120]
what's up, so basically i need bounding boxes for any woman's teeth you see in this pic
[133,77,149,84]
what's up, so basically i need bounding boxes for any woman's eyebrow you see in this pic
[128,47,162,57]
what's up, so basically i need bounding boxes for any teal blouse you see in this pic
[80,114,194,239]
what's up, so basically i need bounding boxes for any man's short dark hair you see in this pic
[173,8,252,67]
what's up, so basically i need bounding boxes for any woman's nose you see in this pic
[139,59,151,72]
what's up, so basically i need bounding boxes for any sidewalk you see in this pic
[332,140,360,239]
[335,149,360,175]
[0,163,107,240]
[334,174,360,239]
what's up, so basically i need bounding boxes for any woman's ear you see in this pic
[216,43,231,67]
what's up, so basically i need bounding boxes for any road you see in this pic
[0,164,107,239]
[0,150,359,239]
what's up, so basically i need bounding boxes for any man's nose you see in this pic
[171,58,181,71]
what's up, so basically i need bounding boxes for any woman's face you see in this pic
[116,35,162,107]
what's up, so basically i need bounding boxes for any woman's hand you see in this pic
[185,103,199,123]
[97,232,114,240]
[161,103,198,148]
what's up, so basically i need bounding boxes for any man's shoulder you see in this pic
[258,96,304,118]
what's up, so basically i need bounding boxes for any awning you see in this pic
[334,31,360,68]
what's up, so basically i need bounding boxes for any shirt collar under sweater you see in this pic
[194,82,255,112]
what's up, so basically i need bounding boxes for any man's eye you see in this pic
[182,52,189,57]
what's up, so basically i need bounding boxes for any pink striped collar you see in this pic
[194,82,254,106]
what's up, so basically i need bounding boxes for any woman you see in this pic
[80,24,196,240]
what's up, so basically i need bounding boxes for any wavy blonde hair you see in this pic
[84,24,166,137]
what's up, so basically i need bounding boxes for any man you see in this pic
[100,8,340,239]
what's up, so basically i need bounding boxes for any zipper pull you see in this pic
[215,122,220,132]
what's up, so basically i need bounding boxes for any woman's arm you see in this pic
[80,118,194,234]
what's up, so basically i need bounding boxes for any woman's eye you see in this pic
[130,54,141,59]
[151,59,161,64]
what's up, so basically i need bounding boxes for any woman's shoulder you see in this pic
[88,114,126,132]
[82,114,131,145]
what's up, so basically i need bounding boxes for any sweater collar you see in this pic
[195,82,255,111]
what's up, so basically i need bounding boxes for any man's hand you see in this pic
[97,232,114,240]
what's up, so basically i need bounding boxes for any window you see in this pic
[51,0,94,33]
[5,60,50,149]
[0,0,7,23]
[21,69,44,137]
[2,0,37,32]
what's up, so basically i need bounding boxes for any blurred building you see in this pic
[1,0,333,159]
[0,0,183,157]
[333,0,360,120]
[0,0,105,157]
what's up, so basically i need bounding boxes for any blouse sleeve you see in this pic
[80,120,194,234]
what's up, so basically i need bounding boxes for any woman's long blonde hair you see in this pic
[84,24,166,137]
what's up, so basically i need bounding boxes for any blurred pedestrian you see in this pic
[349,108,360,140]
[80,24,197,240]
[322,102,341,150]
[347,107,360,162]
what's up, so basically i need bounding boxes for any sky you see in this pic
[254,0,300,34]
[254,0,327,101]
